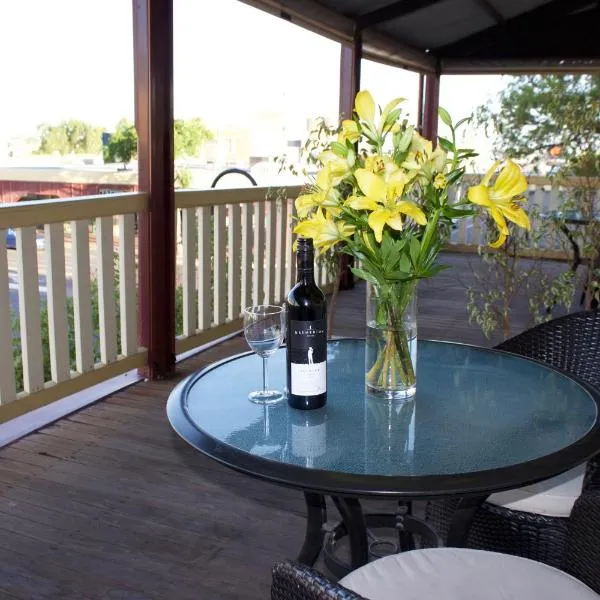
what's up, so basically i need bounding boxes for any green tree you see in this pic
[37,119,103,155]
[103,119,138,170]
[174,117,214,159]
[477,74,600,167]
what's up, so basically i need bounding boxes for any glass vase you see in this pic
[365,281,417,401]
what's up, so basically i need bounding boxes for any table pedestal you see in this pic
[298,493,483,578]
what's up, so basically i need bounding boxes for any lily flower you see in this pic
[318,150,352,184]
[338,120,360,144]
[467,160,530,248]
[346,168,427,243]
[355,90,376,123]
[294,209,355,251]
[295,167,341,218]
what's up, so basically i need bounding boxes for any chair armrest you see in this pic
[566,489,600,594]
[271,561,368,600]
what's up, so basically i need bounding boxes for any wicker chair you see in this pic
[272,490,600,599]
[426,309,600,568]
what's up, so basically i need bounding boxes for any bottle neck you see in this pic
[297,252,315,284]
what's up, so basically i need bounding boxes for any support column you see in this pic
[338,27,362,290]
[416,73,425,133]
[133,0,176,379]
[422,71,440,143]
[339,28,362,120]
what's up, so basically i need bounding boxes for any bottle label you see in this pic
[289,318,327,396]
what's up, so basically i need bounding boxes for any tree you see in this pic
[174,117,214,159]
[37,119,103,155]
[103,119,138,170]
[467,74,600,338]
[477,74,599,167]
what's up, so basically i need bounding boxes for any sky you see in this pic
[0,0,508,161]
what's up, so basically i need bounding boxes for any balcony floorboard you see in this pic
[0,252,574,599]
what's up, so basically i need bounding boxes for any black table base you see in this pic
[298,492,477,578]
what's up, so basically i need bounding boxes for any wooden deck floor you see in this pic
[0,252,576,599]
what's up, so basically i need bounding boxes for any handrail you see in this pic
[0,192,148,229]
[175,186,302,209]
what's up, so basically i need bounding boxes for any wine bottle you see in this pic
[286,237,327,410]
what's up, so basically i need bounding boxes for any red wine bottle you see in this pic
[286,238,327,410]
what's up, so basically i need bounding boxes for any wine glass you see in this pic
[243,305,285,404]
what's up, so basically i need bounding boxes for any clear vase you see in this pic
[365,281,417,401]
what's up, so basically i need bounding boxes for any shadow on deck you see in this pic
[0,252,574,599]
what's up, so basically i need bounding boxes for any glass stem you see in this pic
[262,356,268,392]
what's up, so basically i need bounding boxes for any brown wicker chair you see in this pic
[271,489,600,599]
[426,309,600,569]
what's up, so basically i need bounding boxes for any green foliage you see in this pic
[466,207,576,340]
[476,74,600,166]
[103,119,138,169]
[37,119,103,155]
[174,118,214,159]
[175,166,192,189]
[476,74,600,316]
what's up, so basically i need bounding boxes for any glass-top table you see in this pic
[167,339,600,571]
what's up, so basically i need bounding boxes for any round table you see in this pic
[167,339,600,572]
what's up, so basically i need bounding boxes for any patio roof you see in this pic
[239,0,600,74]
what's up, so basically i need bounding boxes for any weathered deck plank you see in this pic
[0,252,576,599]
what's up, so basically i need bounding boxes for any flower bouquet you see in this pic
[294,90,530,400]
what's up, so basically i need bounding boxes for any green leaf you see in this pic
[396,126,413,152]
[438,107,452,128]
[409,237,421,267]
[446,168,465,185]
[330,141,348,158]
[399,253,411,273]
[350,268,380,286]
[347,146,356,167]
[437,137,454,152]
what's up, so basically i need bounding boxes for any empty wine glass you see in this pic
[243,305,285,404]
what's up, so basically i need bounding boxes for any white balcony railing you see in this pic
[1,177,593,423]
[0,193,147,422]
[174,186,334,354]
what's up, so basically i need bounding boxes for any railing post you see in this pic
[338,27,362,290]
[133,0,176,379]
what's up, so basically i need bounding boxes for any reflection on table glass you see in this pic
[183,340,597,477]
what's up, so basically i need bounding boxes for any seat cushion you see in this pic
[339,548,599,600]
[487,464,585,517]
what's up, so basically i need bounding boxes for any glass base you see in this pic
[248,389,284,404]
[366,383,416,402]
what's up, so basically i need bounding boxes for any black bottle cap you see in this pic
[296,237,314,253]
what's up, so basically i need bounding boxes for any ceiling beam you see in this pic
[471,0,504,24]
[357,0,443,29]
[437,0,597,57]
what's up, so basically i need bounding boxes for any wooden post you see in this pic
[338,27,362,290]
[133,0,176,379]
[417,73,425,133]
[422,71,440,143]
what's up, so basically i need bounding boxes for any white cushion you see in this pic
[487,464,585,517]
[339,548,599,600]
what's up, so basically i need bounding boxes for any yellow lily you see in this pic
[294,209,355,251]
[318,150,352,185]
[403,132,447,177]
[338,120,360,144]
[295,167,341,218]
[467,160,530,248]
[355,90,375,123]
[346,168,427,243]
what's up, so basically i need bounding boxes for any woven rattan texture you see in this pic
[566,491,600,594]
[271,561,368,600]
[426,310,600,568]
